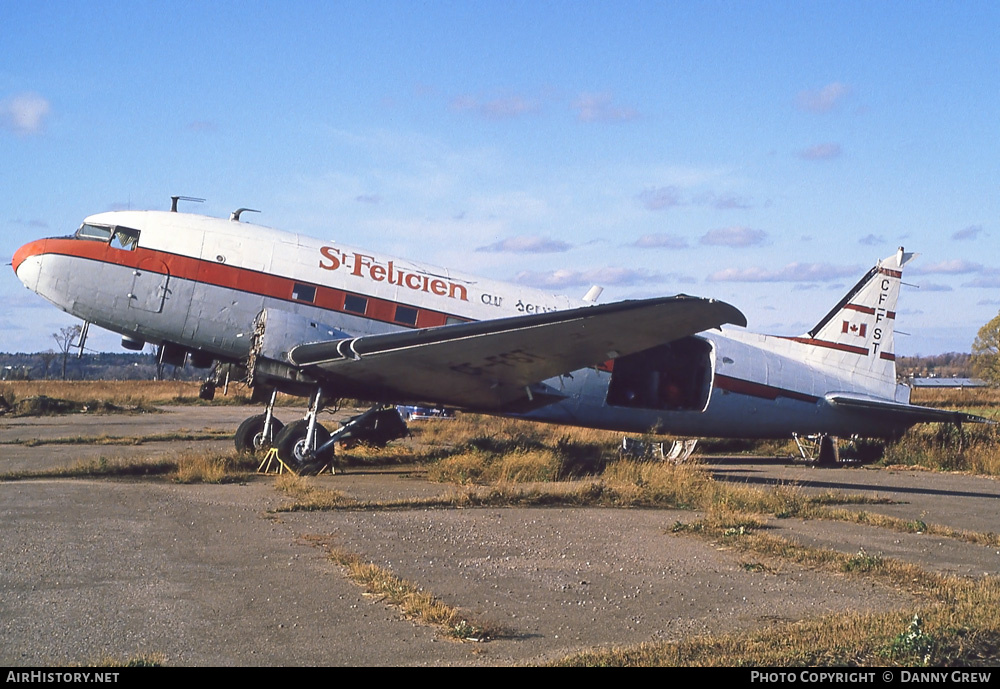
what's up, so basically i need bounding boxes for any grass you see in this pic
[550,518,1000,667]
[8,380,1000,664]
[79,653,166,667]
[171,450,259,483]
[551,587,1000,666]
[881,424,1000,475]
[553,503,1000,666]
[911,386,1000,409]
[7,429,232,447]
[302,534,504,641]
[273,474,356,509]
[0,379,318,410]
[0,450,259,484]
[0,380,239,408]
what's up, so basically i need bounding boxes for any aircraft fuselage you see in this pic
[13,210,917,440]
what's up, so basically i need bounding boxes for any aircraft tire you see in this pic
[234,414,284,454]
[274,420,332,468]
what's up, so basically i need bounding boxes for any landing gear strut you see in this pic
[792,433,840,466]
[274,387,332,470]
[272,393,409,470]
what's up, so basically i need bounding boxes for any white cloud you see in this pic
[638,186,683,210]
[11,218,49,229]
[477,235,572,253]
[796,82,850,113]
[798,143,842,160]
[451,94,539,120]
[707,262,860,283]
[187,120,217,132]
[700,226,766,248]
[631,233,688,249]
[910,259,985,275]
[1,92,51,135]
[859,233,885,246]
[708,192,752,210]
[952,225,984,241]
[515,266,662,288]
[963,275,1000,288]
[572,92,638,123]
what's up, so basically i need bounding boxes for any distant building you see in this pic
[910,377,988,389]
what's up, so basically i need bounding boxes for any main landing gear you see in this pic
[235,386,410,472]
[793,434,884,465]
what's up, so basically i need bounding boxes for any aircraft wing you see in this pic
[285,295,746,411]
[826,393,995,425]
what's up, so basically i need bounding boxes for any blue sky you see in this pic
[2,0,998,355]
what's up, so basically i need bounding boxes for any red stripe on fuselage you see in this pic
[785,337,869,356]
[713,373,819,404]
[16,237,464,329]
[842,303,896,319]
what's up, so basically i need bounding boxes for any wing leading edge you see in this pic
[287,295,746,411]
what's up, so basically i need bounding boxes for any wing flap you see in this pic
[287,295,746,410]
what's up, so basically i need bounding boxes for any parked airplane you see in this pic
[12,200,986,467]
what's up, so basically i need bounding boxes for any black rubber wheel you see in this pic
[274,419,332,468]
[234,414,284,454]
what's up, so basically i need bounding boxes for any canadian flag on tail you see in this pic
[841,321,867,337]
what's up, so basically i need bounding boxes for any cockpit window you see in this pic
[76,223,140,250]
[77,223,113,241]
[111,227,140,250]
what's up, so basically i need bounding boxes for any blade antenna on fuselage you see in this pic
[169,195,205,212]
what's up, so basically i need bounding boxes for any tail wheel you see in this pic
[234,414,284,454]
[274,420,332,468]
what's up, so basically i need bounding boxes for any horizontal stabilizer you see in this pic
[826,393,995,426]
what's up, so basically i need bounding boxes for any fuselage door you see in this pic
[605,336,715,412]
[129,257,170,313]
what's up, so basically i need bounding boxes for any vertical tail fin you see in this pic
[794,247,916,386]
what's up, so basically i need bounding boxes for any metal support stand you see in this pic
[257,448,335,476]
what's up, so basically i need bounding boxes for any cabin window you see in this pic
[394,305,418,326]
[77,223,113,241]
[344,294,368,315]
[110,227,140,250]
[291,283,316,303]
[445,316,469,325]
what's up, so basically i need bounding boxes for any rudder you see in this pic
[794,247,916,386]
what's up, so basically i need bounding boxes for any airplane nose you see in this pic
[12,239,48,292]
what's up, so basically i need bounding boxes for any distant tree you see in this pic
[53,325,81,380]
[146,343,165,380]
[37,350,57,379]
[972,313,1000,385]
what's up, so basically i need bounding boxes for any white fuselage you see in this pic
[13,210,915,439]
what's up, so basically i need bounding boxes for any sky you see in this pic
[2,0,999,356]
